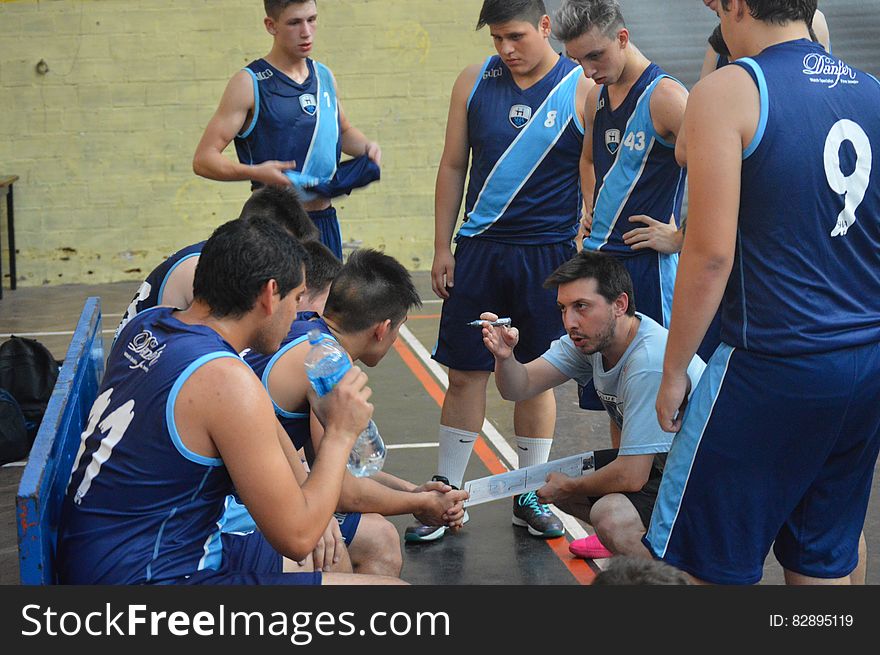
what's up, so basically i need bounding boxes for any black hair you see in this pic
[544,251,636,316]
[193,216,305,318]
[552,0,626,43]
[718,0,816,25]
[477,0,547,30]
[302,239,342,298]
[239,186,319,242]
[264,0,314,20]
[707,24,730,58]
[592,556,691,585]
[323,249,422,333]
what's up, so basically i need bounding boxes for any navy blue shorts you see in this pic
[181,532,322,585]
[335,511,362,546]
[646,341,880,584]
[309,206,343,260]
[433,237,575,371]
[618,250,677,328]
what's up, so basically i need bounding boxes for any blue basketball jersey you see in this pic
[114,241,205,342]
[234,58,341,200]
[587,64,686,256]
[58,307,242,584]
[458,55,584,244]
[723,40,880,354]
[244,312,334,450]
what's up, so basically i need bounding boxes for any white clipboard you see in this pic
[463,451,595,507]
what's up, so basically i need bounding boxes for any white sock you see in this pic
[516,436,553,469]
[437,425,478,489]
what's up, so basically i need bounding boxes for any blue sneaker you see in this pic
[512,491,564,538]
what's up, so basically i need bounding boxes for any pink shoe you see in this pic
[569,534,613,559]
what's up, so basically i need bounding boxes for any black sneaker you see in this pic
[404,476,468,543]
[512,491,564,538]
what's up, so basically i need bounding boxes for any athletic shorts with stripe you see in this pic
[645,341,880,584]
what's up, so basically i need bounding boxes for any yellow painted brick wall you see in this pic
[0,0,491,286]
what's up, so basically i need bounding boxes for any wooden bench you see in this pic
[16,297,104,584]
[0,175,20,299]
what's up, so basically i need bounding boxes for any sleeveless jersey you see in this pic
[724,40,880,354]
[458,54,584,244]
[234,58,341,201]
[115,241,206,340]
[244,312,335,450]
[58,307,241,584]
[586,63,686,256]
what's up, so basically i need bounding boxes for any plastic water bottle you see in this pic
[303,329,385,477]
[304,328,352,397]
[348,419,386,478]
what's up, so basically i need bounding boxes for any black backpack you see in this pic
[0,336,61,442]
[0,388,29,465]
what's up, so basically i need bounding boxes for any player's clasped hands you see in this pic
[479,312,519,360]
[298,516,346,572]
[412,479,469,529]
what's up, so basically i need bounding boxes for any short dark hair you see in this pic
[477,0,547,30]
[552,0,626,43]
[302,240,342,298]
[592,556,690,585]
[323,249,422,333]
[718,0,816,25]
[193,216,305,319]
[239,186,319,242]
[707,24,730,58]
[264,0,314,20]
[544,251,636,316]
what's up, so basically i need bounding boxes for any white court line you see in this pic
[386,442,438,450]
[2,460,28,468]
[0,329,116,338]
[398,324,588,542]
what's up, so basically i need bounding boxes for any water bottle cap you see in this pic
[307,328,324,345]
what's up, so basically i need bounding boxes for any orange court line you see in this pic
[391,338,597,585]
[407,314,441,320]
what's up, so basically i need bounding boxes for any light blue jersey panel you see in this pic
[286,62,340,201]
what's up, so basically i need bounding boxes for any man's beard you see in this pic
[572,312,616,355]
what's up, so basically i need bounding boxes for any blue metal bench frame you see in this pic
[16,297,104,584]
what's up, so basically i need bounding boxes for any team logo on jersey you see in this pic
[509,104,532,129]
[802,53,857,89]
[300,93,318,115]
[254,69,274,81]
[483,67,503,79]
[124,330,165,373]
[605,128,621,155]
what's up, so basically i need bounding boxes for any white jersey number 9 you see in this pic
[824,119,872,237]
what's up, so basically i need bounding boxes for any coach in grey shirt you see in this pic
[480,251,705,558]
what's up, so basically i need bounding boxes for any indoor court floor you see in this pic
[1,274,879,585]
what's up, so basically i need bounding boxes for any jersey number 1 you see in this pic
[824,119,872,237]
